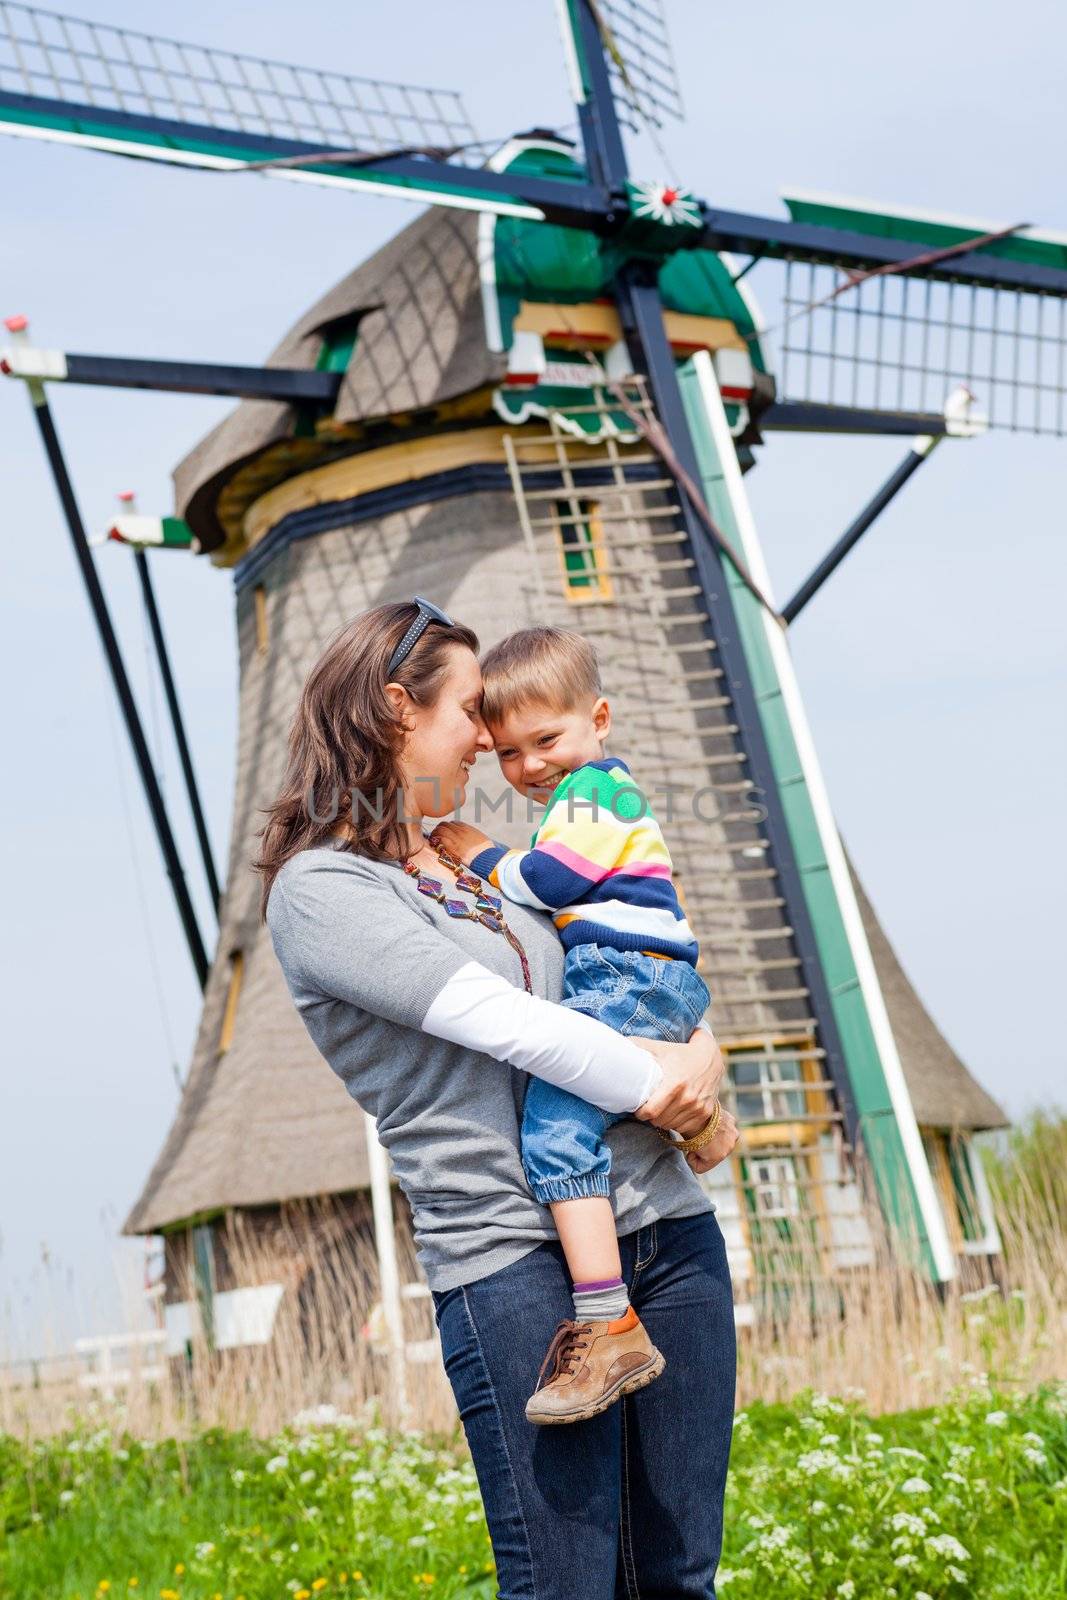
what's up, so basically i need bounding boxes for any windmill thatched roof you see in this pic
[174,205,504,551]
[848,860,1009,1130]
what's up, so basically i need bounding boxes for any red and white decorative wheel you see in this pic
[628,179,701,228]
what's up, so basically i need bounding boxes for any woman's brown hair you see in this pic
[255,602,478,915]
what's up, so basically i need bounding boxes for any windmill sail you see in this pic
[0,2,558,216]
[588,0,684,129]
[745,193,1067,436]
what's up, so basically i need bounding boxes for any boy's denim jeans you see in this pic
[521,944,712,1205]
[431,1211,736,1598]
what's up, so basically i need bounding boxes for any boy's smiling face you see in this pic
[488,694,612,802]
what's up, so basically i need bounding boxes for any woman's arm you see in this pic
[421,961,663,1114]
[268,850,664,1115]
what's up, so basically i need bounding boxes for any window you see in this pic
[746,1154,801,1220]
[191,1224,217,1350]
[731,1048,806,1123]
[923,1130,986,1247]
[553,498,612,603]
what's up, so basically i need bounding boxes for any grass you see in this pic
[1,1111,1064,1597]
[2,1383,1066,1600]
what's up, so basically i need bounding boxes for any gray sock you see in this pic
[572,1277,630,1322]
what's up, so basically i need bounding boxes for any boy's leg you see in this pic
[549,1196,622,1285]
[521,1074,627,1314]
[520,1078,664,1424]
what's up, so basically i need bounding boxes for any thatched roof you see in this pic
[849,859,1008,1130]
[174,205,503,550]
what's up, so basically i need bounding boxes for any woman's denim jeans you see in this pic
[431,1210,736,1598]
[522,945,713,1205]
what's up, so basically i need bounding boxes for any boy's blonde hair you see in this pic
[479,627,601,727]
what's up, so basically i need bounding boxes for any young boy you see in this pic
[434,626,712,1427]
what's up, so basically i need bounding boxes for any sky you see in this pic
[1,0,1064,1358]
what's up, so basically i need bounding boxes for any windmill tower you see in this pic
[6,1,1055,1352]
[116,152,1008,1346]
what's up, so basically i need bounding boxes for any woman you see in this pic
[257,599,740,1598]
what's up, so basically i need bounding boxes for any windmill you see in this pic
[3,0,1050,1355]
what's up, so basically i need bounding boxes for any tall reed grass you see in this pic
[2,1112,1063,1441]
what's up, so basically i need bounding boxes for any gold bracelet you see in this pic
[657,1100,722,1155]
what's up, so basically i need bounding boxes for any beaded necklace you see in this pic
[404,835,533,995]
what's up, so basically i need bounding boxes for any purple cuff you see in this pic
[572,1277,626,1292]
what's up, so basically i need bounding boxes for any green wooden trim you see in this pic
[678,360,941,1280]
[0,103,541,214]
[783,193,1067,273]
[158,1206,226,1236]
[561,0,595,101]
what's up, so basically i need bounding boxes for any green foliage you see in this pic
[981,1109,1067,1252]
[2,1386,1065,1600]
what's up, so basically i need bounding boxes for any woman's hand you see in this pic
[684,1106,739,1175]
[631,1025,727,1138]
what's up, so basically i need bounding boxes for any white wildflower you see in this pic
[984,1410,1009,1428]
[1023,1447,1048,1467]
[757,1527,792,1551]
[887,1446,927,1461]
[809,1500,829,1516]
[836,1583,856,1600]
[408,1535,428,1548]
[900,1477,931,1495]
[58,1489,75,1504]
[925,1534,970,1561]
[194,1542,215,1559]
[797,1449,839,1475]
[265,1454,289,1474]
[299,1469,316,1485]
[947,1564,968,1583]
[231,1468,247,1486]
[894,1553,918,1570]
[890,1512,925,1536]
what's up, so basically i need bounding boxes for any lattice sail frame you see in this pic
[0,1,477,152]
[502,383,877,1295]
[595,0,684,130]
[773,258,1067,437]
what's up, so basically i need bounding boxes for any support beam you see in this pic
[761,402,949,438]
[133,544,222,913]
[4,320,209,988]
[2,345,344,404]
[782,438,940,625]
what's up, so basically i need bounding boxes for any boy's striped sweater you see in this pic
[469,758,698,964]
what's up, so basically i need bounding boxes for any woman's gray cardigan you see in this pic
[267,845,714,1292]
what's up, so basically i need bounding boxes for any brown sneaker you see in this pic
[525,1305,665,1426]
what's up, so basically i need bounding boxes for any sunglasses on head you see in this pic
[386,596,454,679]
